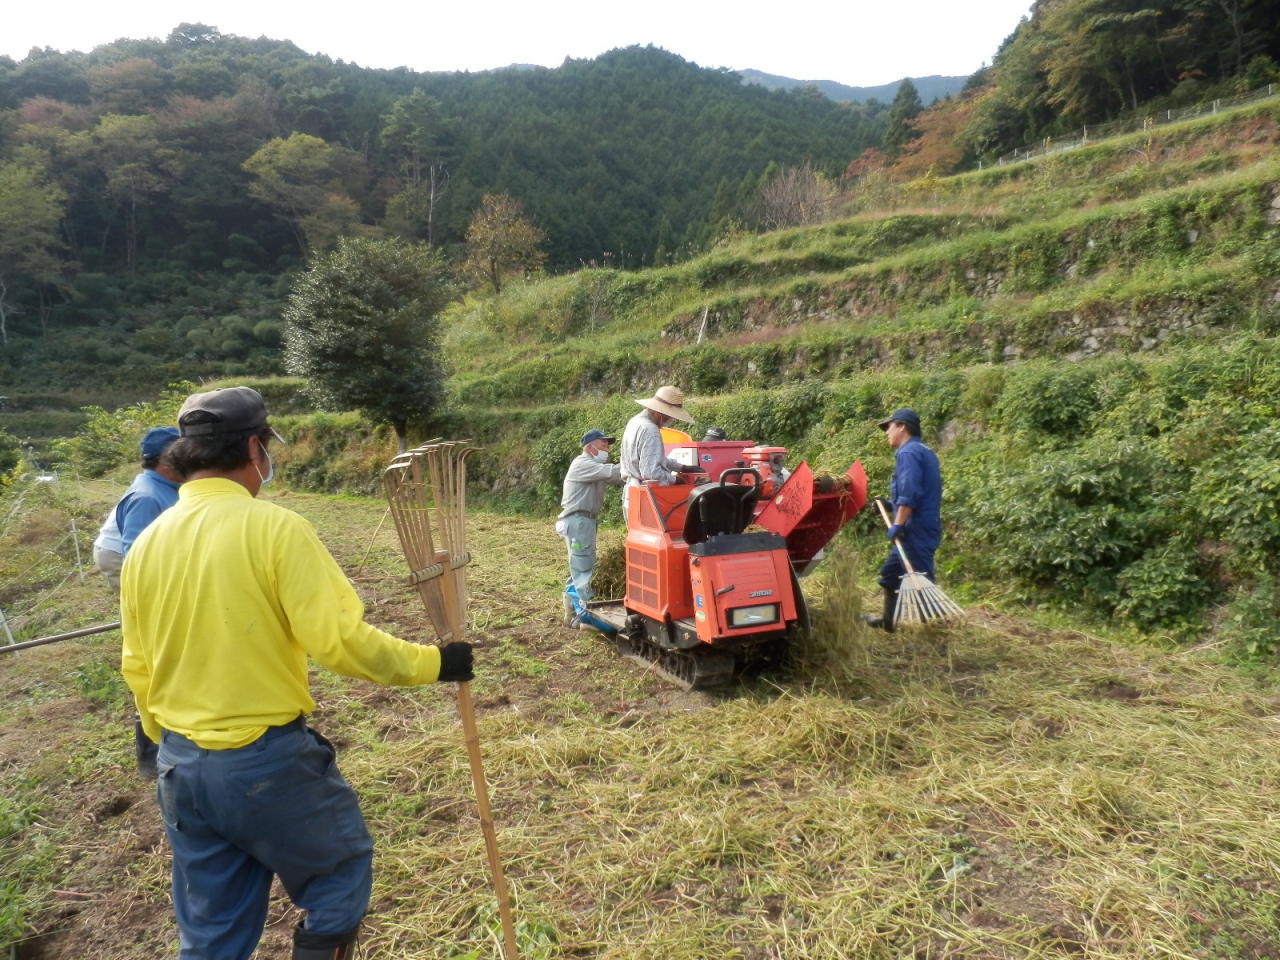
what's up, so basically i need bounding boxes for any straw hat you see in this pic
[636,385,692,423]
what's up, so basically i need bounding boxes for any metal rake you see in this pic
[873,498,965,627]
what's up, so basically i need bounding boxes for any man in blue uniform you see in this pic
[865,408,942,632]
[92,427,182,589]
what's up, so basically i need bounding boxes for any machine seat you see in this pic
[683,482,761,544]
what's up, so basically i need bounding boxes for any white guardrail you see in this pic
[994,83,1278,167]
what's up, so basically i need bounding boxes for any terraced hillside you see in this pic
[8,99,1280,960]
[424,98,1280,639]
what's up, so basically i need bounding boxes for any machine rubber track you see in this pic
[615,630,736,690]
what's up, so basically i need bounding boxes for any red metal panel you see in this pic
[754,460,868,568]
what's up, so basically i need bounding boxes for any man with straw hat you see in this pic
[620,385,696,519]
[119,385,474,960]
[864,407,942,632]
[557,428,624,628]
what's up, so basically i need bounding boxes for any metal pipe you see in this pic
[0,621,121,654]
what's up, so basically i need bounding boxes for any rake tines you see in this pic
[873,498,965,628]
[382,440,519,960]
[895,570,966,626]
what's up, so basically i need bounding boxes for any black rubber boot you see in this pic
[292,923,359,960]
[862,589,897,632]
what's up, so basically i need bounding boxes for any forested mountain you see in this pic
[899,0,1280,171]
[737,70,967,105]
[0,29,883,393]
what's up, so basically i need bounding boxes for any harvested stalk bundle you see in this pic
[874,498,965,627]
[383,440,519,960]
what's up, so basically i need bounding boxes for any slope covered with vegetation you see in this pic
[6,77,1280,960]
[425,97,1280,643]
[0,35,881,408]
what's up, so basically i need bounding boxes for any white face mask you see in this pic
[592,449,609,463]
[254,444,274,486]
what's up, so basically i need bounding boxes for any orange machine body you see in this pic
[624,482,696,625]
[624,477,796,647]
[619,445,866,662]
[687,541,797,644]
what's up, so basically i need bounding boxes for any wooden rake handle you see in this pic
[874,498,923,579]
[455,679,519,960]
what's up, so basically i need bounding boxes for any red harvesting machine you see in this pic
[589,437,867,688]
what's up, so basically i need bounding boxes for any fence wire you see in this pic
[994,83,1279,167]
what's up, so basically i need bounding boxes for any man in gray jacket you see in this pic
[558,429,624,627]
[620,385,693,520]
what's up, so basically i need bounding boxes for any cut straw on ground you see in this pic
[3,495,1280,959]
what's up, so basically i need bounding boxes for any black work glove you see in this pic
[437,641,475,683]
[680,463,703,474]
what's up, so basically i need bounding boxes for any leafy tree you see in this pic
[883,78,924,155]
[90,114,182,274]
[0,161,65,345]
[242,133,357,256]
[462,193,546,294]
[894,92,983,177]
[283,237,450,452]
[1042,0,1166,117]
[380,89,451,245]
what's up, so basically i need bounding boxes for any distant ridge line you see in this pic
[736,69,967,104]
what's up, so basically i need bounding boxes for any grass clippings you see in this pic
[3,487,1280,959]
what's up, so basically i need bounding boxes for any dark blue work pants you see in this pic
[879,538,937,590]
[156,717,372,960]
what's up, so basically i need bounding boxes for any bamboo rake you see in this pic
[873,498,965,626]
[383,440,519,960]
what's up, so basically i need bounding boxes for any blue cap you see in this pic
[581,429,615,446]
[878,408,921,431]
[141,426,180,459]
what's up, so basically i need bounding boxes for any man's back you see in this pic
[891,437,942,547]
[122,477,436,749]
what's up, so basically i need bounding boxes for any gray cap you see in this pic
[178,386,273,438]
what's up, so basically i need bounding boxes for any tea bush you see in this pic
[1220,573,1280,659]
[52,383,194,477]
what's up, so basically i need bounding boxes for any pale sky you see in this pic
[5,1,1032,89]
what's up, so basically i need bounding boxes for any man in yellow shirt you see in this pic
[120,385,473,960]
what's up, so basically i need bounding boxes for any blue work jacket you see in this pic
[116,469,181,556]
[889,436,942,551]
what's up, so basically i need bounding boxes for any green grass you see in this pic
[5,482,1280,958]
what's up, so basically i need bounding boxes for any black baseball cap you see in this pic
[581,429,615,446]
[878,408,921,431]
[178,386,284,441]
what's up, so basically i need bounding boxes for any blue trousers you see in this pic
[557,514,599,602]
[879,539,937,590]
[156,718,372,960]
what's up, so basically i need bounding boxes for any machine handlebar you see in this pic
[719,467,763,489]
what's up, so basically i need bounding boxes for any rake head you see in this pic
[382,440,479,643]
[894,571,965,627]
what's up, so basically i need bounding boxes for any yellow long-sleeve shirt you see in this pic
[120,478,440,749]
